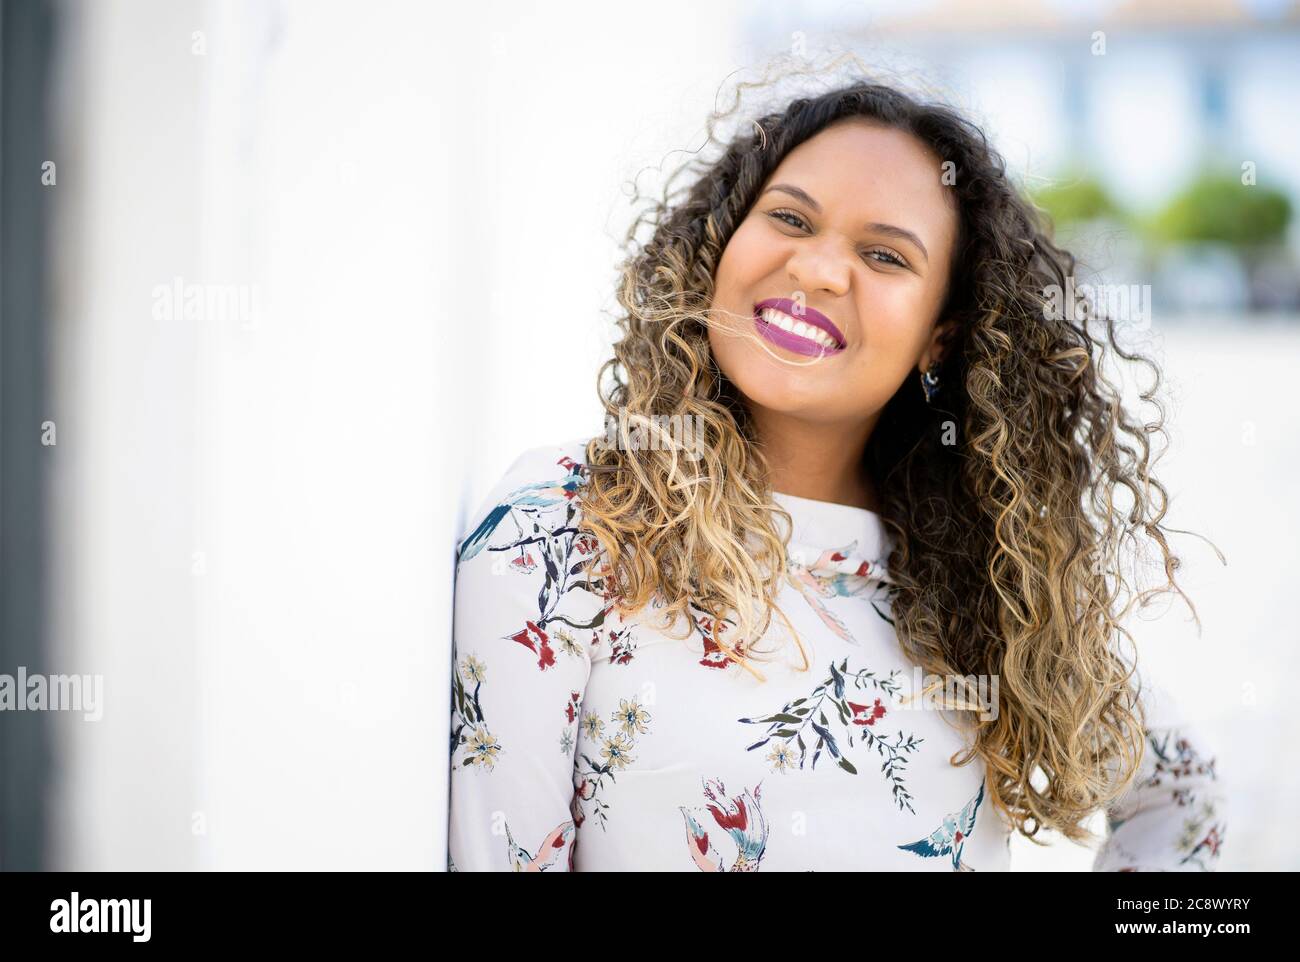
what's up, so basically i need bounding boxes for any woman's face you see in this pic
[707,118,960,427]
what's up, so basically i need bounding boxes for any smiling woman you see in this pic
[446,75,1227,872]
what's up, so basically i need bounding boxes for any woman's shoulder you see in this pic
[455,436,596,565]
[498,436,594,488]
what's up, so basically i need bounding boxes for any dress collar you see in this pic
[770,490,894,585]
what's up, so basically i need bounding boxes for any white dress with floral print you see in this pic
[446,439,1226,872]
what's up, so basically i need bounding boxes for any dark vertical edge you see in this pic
[0,0,57,872]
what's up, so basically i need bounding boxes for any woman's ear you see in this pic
[920,318,959,370]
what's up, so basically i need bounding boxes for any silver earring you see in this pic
[920,362,941,404]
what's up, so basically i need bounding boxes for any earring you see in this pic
[920,361,941,404]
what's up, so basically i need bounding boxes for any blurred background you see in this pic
[1,0,1294,870]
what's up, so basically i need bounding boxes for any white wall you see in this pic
[45,0,748,869]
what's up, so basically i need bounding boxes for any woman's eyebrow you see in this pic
[761,183,930,263]
[865,222,929,263]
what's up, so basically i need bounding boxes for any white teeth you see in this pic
[761,308,839,349]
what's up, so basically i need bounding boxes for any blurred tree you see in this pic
[1150,173,1291,247]
[1029,173,1122,227]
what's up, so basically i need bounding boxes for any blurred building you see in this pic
[742,0,1300,311]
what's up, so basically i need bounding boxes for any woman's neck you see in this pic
[749,408,882,512]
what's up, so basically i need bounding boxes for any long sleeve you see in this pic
[447,445,604,872]
[1093,667,1227,871]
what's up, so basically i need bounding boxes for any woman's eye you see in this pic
[766,209,809,231]
[864,249,908,268]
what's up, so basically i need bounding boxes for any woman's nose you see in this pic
[786,240,851,298]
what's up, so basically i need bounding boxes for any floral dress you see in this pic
[446,438,1227,872]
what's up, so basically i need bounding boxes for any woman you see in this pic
[447,78,1227,871]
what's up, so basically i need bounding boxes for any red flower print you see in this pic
[699,635,732,670]
[707,796,749,833]
[691,830,711,858]
[569,792,586,830]
[698,618,750,670]
[847,698,887,726]
[607,627,636,665]
[1203,826,1223,856]
[508,620,556,671]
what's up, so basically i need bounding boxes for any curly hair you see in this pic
[575,61,1221,847]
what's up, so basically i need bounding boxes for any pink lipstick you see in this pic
[752,298,846,357]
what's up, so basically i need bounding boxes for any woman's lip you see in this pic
[754,297,847,347]
[752,307,846,357]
